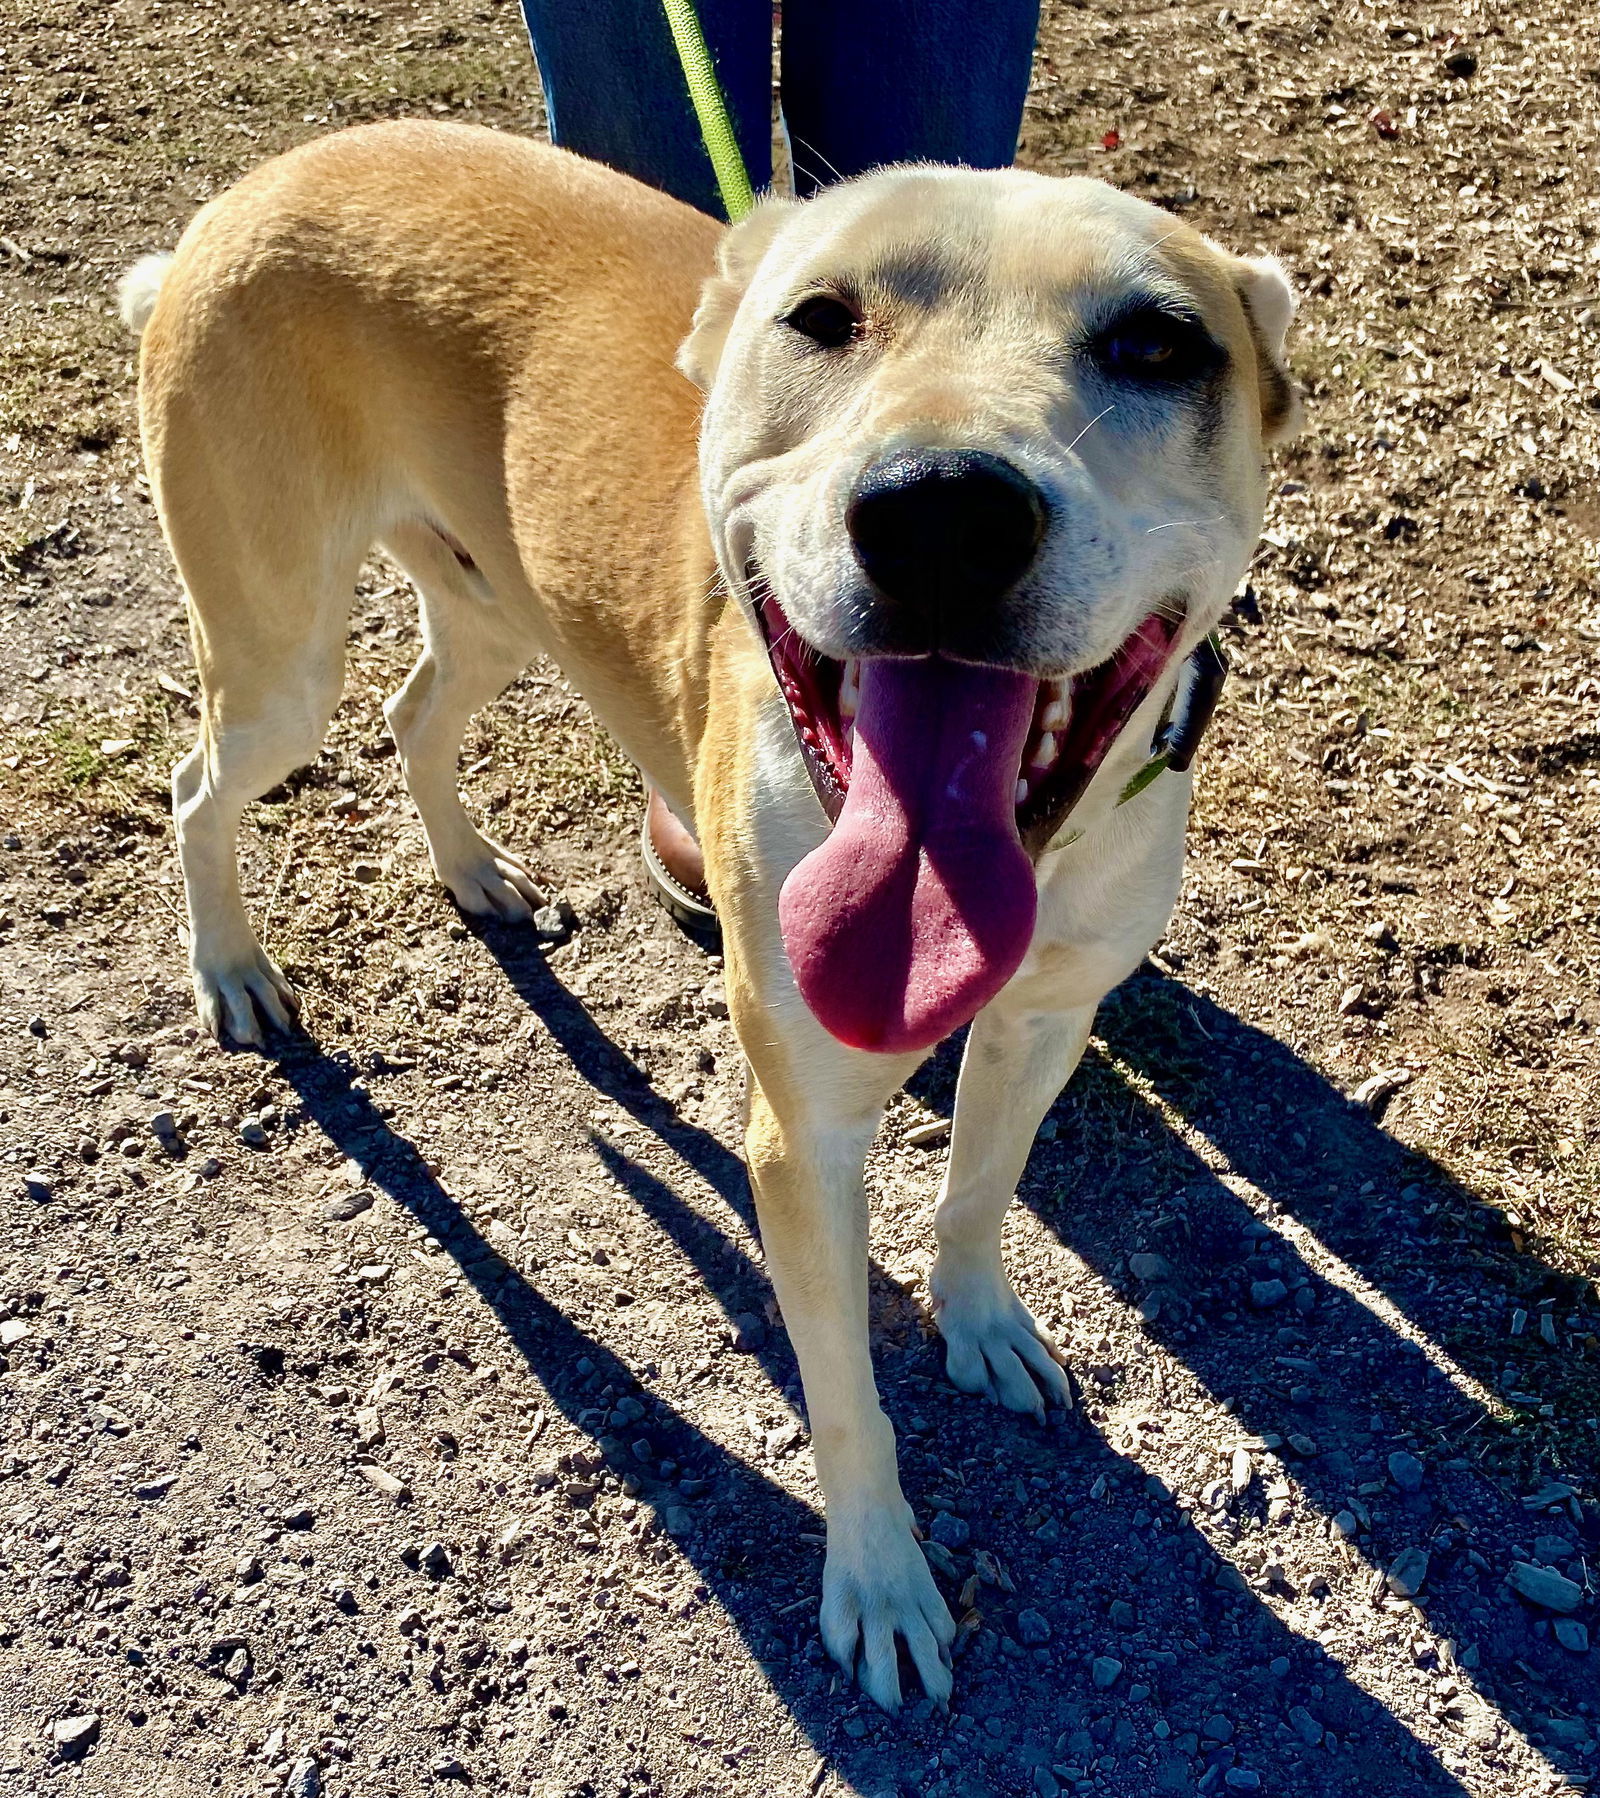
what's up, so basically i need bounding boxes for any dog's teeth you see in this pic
[1015,778,1030,806]
[839,658,859,719]
[1033,731,1058,770]
[1040,697,1069,730]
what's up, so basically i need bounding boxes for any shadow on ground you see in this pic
[272,938,1594,1797]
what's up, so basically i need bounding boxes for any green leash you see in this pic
[659,0,754,221]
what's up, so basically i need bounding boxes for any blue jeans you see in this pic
[519,0,1041,218]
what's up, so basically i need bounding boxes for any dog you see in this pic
[121,120,1298,1710]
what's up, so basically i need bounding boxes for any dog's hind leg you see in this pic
[927,1000,1091,1415]
[381,524,546,923]
[169,531,364,1047]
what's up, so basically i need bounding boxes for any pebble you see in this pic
[51,1714,100,1752]
[1224,1771,1261,1791]
[1385,1547,1429,1598]
[27,1015,47,1036]
[1128,1253,1171,1281]
[286,1756,321,1798]
[357,1465,411,1503]
[1333,1510,1359,1539]
[148,1110,177,1138]
[532,905,569,942]
[1203,1714,1234,1742]
[420,1541,452,1574]
[238,1121,269,1148]
[282,1506,315,1530]
[133,1474,177,1500]
[323,1189,373,1222]
[1015,1608,1051,1646]
[1508,1562,1582,1614]
[1388,1451,1425,1493]
[0,1319,29,1348]
[1091,1656,1122,1689]
[930,1512,970,1551]
[906,1118,951,1148]
[1250,1279,1288,1309]
[356,1264,392,1284]
[1287,1705,1323,1746]
[730,1312,766,1352]
[1554,1620,1589,1653]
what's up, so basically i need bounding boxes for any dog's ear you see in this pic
[1232,254,1303,444]
[677,200,798,392]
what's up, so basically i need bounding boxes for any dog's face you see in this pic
[681,167,1301,1053]
[683,165,1296,837]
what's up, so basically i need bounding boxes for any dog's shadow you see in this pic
[274,940,1593,1796]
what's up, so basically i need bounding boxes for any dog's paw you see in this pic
[929,1259,1072,1418]
[193,949,301,1049]
[437,838,545,924]
[820,1502,955,1713]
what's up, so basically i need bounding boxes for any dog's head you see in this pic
[680,167,1300,1053]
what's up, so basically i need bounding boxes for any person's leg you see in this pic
[781,0,1040,194]
[520,0,772,216]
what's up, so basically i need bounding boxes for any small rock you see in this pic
[1224,1772,1261,1792]
[1554,1620,1589,1654]
[238,1120,269,1148]
[357,1465,411,1503]
[431,1755,467,1780]
[1386,1547,1429,1598]
[133,1474,177,1500]
[1508,1561,1582,1614]
[922,1539,960,1580]
[285,1756,321,1798]
[1388,1451,1425,1493]
[1286,1433,1317,1457]
[1032,1768,1060,1798]
[51,1714,100,1754]
[198,1157,222,1178]
[148,1110,178,1138]
[730,1312,766,1352]
[531,905,569,942]
[26,1015,47,1037]
[929,1512,970,1551]
[1015,1608,1051,1646]
[1109,1599,1136,1628]
[356,1264,391,1284]
[1128,1252,1171,1282]
[1203,1714,1234,1743]
[1091,1656,1123,1689]
[354,1408,385,1450]
[1287,1705,1323,1746]
[0,1319,30,1348]
[906,1118,951,1148]
[1250,1279,1288,1309]
[1352,1068,1410,1114]
[420,1541,452,1575]
[23,1175,51,1202]
[323,1189,373,1222]
[1333,1510,1360,1539]
[281,1506,315,1530]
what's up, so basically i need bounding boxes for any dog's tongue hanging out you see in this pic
[778,659,1038,1054]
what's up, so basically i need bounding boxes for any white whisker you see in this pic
[1064,404,1116,455]
[1145,514,1224,535]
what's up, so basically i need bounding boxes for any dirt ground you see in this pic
[2,0,1598,1794]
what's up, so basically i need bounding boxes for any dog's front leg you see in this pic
[741,1047,955,1711]
[929,1001,1096,1416]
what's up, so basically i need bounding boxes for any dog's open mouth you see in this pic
[757,582,1183,1056]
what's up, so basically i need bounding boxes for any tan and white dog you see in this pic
[122,121,1297,1711]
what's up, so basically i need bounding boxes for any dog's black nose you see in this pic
[846,449,1046,610]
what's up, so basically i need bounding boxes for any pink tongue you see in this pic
[778,658,1038,1054]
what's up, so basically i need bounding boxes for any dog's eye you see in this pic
[1094,310,1221,383]
[782,294,862,350]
